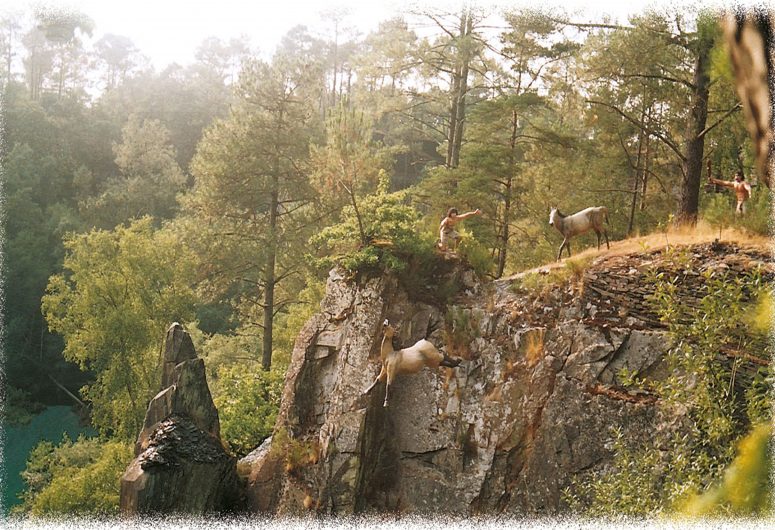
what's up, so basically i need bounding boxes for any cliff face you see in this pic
[244,241,772,516]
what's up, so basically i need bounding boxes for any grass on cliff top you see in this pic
[512,220,770,279]
[510,255,593,296]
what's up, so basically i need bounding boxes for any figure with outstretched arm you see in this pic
[438,207,482,252]
[708,171,752,215]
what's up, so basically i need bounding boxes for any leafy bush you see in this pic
[310,172,435,275]
[702,187,771,237]
[271,427,319,475]
[14,436,132,516]
[682,423,772,517]
[456,233,494,277]
[738,188,771,236]
[211,363,285,456]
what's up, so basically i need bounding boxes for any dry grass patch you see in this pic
[509,221,770,279]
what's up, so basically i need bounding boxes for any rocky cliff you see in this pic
[244,241,772,516]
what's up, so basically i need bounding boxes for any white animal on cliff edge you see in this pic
[363,319,462,407]
[549,206,610,261]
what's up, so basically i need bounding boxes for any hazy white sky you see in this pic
[5,0,730,70]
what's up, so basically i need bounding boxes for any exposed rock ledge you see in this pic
[243,242,771,516]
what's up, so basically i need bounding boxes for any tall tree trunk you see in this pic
[496,109,518,279]
[348,187,368,246]
[262,178,278,371]
[450,58,469,168]
[262,100,285,371]
[640,118,652,211]
[629,104,647,235]
[449,10,473,169]
[445,9,473,169]
[331,19,339,107]
[677,39,712,225]
[446,67,461,168]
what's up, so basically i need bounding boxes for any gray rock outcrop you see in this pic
[120,323,240,514]
[245,242,771,516]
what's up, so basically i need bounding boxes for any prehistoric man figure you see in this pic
[438,207,482,252]
[708,171,752,215]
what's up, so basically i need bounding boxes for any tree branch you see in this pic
[697,103,742,139]
[617,72,695,90]
[587,99,686,162]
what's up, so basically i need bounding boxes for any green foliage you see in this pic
[14,436,132,516]
[272,278,327,365]
[738,189,772,236]
[702,188,770,238]
[442,306,480,359]
[565,427,664,516]
[311,172,433,275]
[271,427,319,474]
[455,234,494,277]
[42,218,198,439]
[201,280,324,456]
[702,193,734,238]
[682,423,772,517]
[211,364,285,457]
[3,387,46,427]
[310,104,396,247]
[80,115,187,228]
[567,265,771,516]
[184,54,320,369]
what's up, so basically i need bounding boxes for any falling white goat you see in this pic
[363,319,461,407]
[549,206,610,261]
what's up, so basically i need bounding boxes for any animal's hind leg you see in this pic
[596,230,601,251]
[604,230,610,249]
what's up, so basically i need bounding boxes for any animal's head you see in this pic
[382,319,396,339]
[549,207,558,226]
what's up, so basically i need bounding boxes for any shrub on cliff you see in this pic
[310,172,436,275]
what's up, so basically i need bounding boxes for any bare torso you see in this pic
[733,181,751,201]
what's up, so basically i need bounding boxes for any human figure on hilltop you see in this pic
[708,170,752,215]
[438,207,481,252]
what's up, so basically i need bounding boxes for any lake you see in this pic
[3,405,97,514]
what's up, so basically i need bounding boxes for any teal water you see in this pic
[2,405,97,514]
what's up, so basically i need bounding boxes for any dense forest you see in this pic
[2,4,770,516]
